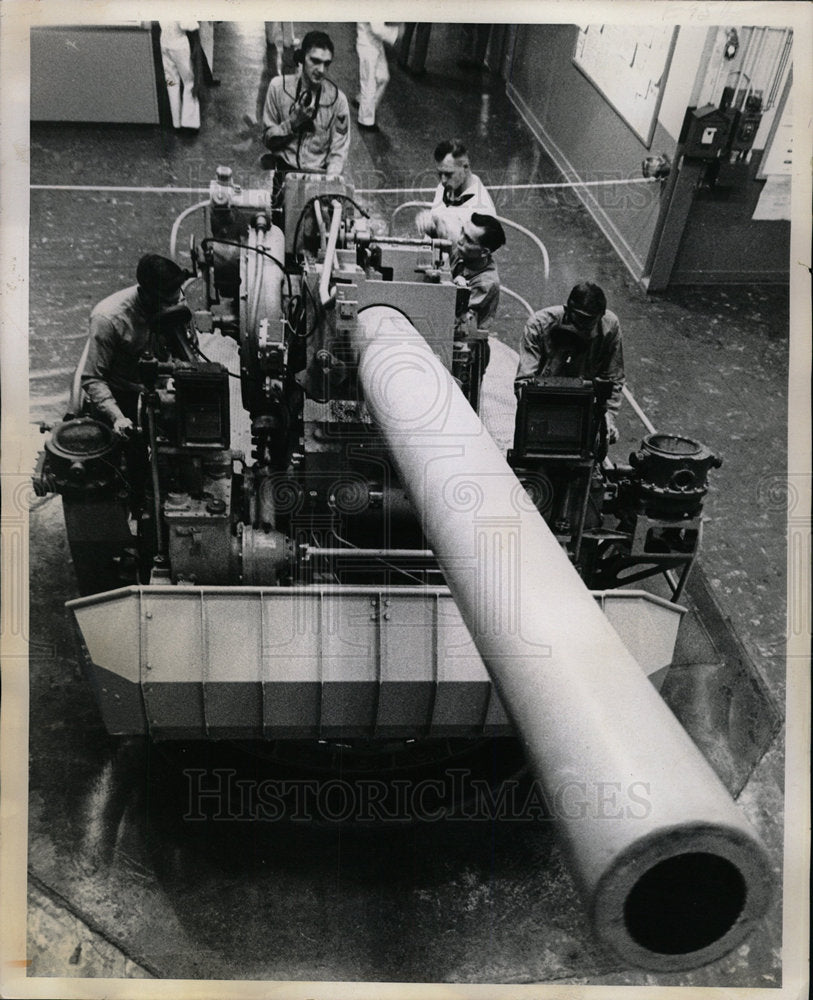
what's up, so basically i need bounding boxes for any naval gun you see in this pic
[34,165,771,972]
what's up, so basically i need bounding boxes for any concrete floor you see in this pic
[25,21,790,990]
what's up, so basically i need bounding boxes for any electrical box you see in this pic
[727,95,764,155]
[679,105,733,160]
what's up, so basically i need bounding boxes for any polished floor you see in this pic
[26,21,789,987]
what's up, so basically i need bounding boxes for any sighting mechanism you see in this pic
[510,377,721,599]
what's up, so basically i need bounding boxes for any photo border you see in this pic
[2,1,810,997]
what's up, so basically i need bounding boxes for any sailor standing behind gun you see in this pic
[261,30,350,180]
[514,282,626,444]
[450,215,505,325]
[449,213,506,382]
[416,139,496,240]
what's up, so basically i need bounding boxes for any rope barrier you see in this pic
[358,178,658,195]
[31,185,212,193]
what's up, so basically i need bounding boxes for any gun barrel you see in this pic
[351,305,772,971]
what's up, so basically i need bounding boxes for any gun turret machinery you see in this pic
[509,377,722,599]
[34,165,770,972]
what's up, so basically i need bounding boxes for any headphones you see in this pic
[294,47,304,65]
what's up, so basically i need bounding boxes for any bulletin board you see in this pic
[573,24,678,147]
[30,25,159,123]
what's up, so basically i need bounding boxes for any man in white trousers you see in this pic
[355,22,399,132]
[159,21,200,131]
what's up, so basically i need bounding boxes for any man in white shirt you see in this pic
[416,139,496,240]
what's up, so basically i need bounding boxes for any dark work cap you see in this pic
[136,254,189,294]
